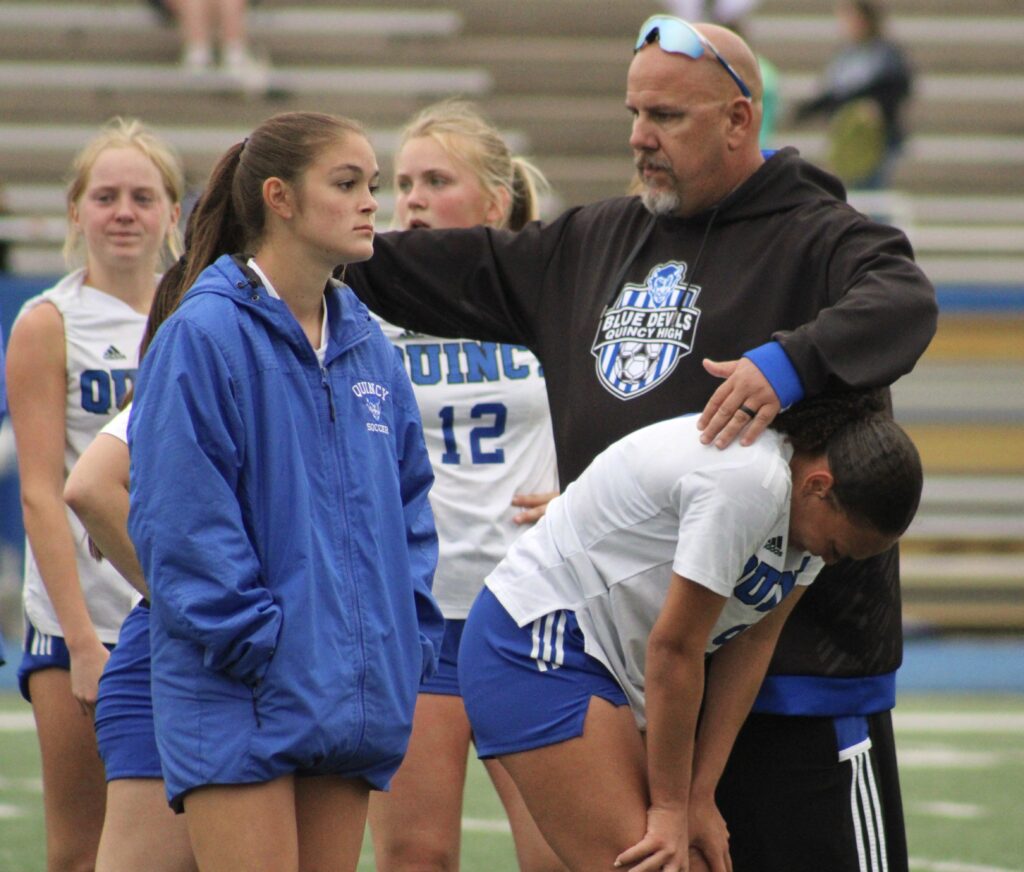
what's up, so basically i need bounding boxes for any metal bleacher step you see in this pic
[751,12,1024,72]
[901,475,1024,631]
[893,332,1024,478]
[0,60,492,101]
[0,2,462,35]
[894,359,1024,426]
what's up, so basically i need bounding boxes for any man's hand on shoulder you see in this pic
[697,358,780,449]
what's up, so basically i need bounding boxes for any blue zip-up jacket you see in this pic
[128,255,443,807]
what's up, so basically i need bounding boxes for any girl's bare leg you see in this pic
[97,778,197,872]
[369,693,470,870]
[497,697,650,872]
[30,669,106,872]
[184,776,299,872]
[295,774,370,872]
[485,758,569,872]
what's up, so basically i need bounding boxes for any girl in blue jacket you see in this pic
[126,111,444,872]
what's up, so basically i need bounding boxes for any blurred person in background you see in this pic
[63,217,202,872]
[6,117,183,872]
[367,99,565,872]
[794,0,913,189]
[663,0,759,23]
[177,0,269,92]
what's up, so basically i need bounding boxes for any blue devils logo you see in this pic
[591,261,701,400]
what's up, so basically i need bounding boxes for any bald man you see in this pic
[348,15,934,872]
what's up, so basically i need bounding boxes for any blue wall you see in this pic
[1,275,57,679]
[0,274,55,558]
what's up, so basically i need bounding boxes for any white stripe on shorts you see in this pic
[530,612,567,673]
[848,750,889,872]
[31,630,53,657]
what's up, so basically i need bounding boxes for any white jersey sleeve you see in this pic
[670,447,793,598]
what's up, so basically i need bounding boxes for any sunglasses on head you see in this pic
[634,15,752,99]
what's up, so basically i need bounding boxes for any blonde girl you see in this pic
[367,100,564,872]
[6,117,182,872]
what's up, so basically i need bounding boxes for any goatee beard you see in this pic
[640,187,681,216]
[635,160,681,216]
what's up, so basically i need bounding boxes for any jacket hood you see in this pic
[668,147,849,227]
[183,254,373,361]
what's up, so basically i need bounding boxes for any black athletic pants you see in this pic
[716,710,908,872]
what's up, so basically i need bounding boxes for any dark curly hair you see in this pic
[771,389,922,536]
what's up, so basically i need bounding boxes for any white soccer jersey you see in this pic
[379,319,558,618]
[486,415,824,727]
[18,271,146,642]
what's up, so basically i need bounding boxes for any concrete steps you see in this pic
[893,314,1024,477]
[0,0,1022,279]
[893,315,1024,631]
[900,476,1024,632]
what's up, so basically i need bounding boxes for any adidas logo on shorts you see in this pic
[764,535,784,557]
[103,345,127,360]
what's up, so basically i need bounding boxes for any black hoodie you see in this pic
[348,148,937,701]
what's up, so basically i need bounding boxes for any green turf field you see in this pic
[1,691,1022,871]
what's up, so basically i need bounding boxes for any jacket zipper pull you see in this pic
[321,368,336,422]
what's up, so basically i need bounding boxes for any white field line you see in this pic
[0,712,34,732]
[894,713,1024,732]
[909,859,1023,872]
[898,747,1003,768]
[910,801,987,820]
[462,817,512,834]
[0,775,42,792]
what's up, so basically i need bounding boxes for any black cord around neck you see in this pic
[604,212,657,305]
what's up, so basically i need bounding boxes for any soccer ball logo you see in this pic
[614,341,661,385]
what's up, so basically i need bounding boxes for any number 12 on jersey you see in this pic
[438,403,507,465]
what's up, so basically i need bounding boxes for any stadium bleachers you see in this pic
[2,0,1023,280]
[0,0,1021,629]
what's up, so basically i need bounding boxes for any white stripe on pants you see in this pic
[849,749,889,872]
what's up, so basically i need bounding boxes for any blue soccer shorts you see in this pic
[420,618,464,696]
[94,602,164,781]
[17,620,115,702]
[458,586,628,758]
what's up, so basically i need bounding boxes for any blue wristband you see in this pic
[743,342,804,409]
